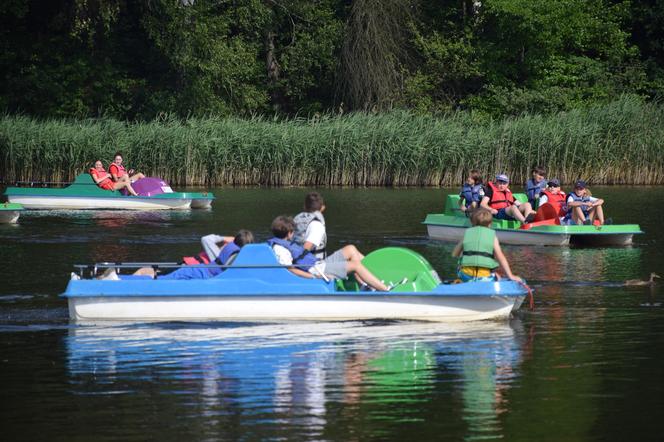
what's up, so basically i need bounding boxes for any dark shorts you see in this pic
[495,208,515,221]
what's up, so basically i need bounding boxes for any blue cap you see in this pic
[547,178,560,187]
[574,180,587,188]
[495,174,509,183]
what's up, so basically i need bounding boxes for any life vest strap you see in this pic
[462,250,495,259]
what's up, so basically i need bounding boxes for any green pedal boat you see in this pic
[423,195,643,246]
[4,174,214,210]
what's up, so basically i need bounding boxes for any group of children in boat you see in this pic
[101,192,397,291]
[459,166,608,226]
[89,152,145,196]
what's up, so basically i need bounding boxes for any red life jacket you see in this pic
[109,163,126,179]
[541,189,567,216]
[90,167,112,187]
[487,182,515,210]
[182,251,210,265]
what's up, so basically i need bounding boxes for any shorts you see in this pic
[457,266,496,282]
[309,249,348,280]
[495,208,515,221]
[158,265,211,280]
[99,180,115,191]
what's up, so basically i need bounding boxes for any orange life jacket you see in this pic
[109,163,126,179]
[487,182,515,210]
[90,167,112,187]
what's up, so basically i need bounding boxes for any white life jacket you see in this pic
[293,211,327,258]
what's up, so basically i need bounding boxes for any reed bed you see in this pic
[1,96,663,186]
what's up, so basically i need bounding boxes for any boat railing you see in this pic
[72,262,329,279]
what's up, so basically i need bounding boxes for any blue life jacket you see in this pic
[267,237,318,267]
[526,179,547,205]
[460,183,483,208]
[564,192,591,220]
[208,241,241,276]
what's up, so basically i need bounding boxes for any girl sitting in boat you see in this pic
[452,208,522,283]
[109,152,145,183]
[90,160,138,196]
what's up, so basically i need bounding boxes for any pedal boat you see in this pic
[61,244,528,323]
[424,195,643,246]
[0,202,23,223]
[4,174,214,210]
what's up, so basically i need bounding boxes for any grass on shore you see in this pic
[1,95,662,186]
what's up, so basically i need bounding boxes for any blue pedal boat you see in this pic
[62,244,528,322]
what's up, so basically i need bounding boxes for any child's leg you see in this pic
[346,261,388,291]
[519,202,535,218]
[572,207,586,224]
[338,245,365,262]
[134,267,156,277]
[506,205,526,222]
[594,205,604,224]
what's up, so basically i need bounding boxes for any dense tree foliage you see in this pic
[1,0,662,119]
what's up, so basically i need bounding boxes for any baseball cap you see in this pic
[495,174,509,183]
[574,180,587,189]
[547,178,560,187]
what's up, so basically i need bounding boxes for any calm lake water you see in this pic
[1,187,663,441]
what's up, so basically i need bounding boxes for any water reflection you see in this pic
[66,321,527,439]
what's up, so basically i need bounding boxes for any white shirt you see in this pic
[566,194,598,205]
[273,244,293,265]
[272,244,326,276]
[305,220,326,249]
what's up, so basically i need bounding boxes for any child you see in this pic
[293,192,368,264]
[89,160,138,196]
[109,152,145,183]
[480,173,535,223]
[539,178,567,217]
[112,230,255,280]
[459,169,484,215]
[452,208,522,282]
[564,180,606,225]
[525,165,547,208]
[268,215,391,291]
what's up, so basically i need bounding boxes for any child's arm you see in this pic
[288,267,315,279]
[90,171,108,184]
[493,238,522,282]
[452,240,463,257]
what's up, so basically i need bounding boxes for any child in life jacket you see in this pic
[452,208,522,283]
[539,178,567,217]
[109,152,145,183]
[120,230,255,280]
[480,173,535,223]
[458,169,484,215]
[525,165,547,208]
[89,160,138,196]
[268,215,392,291]
[293,192,367,263]
[564,180,606,225]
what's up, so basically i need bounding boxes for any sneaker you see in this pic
[387,278,409,291]
[524,213,536,224]
[604,218,613,225]
[360,283,376,292]
[70,272,81,281]
[583,219,592,225]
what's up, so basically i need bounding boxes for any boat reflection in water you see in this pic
[66,320,528,439]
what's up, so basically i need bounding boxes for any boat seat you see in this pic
[214,243,337,290]
[75,173,96,185]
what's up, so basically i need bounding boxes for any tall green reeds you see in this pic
[1,96,663,186]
